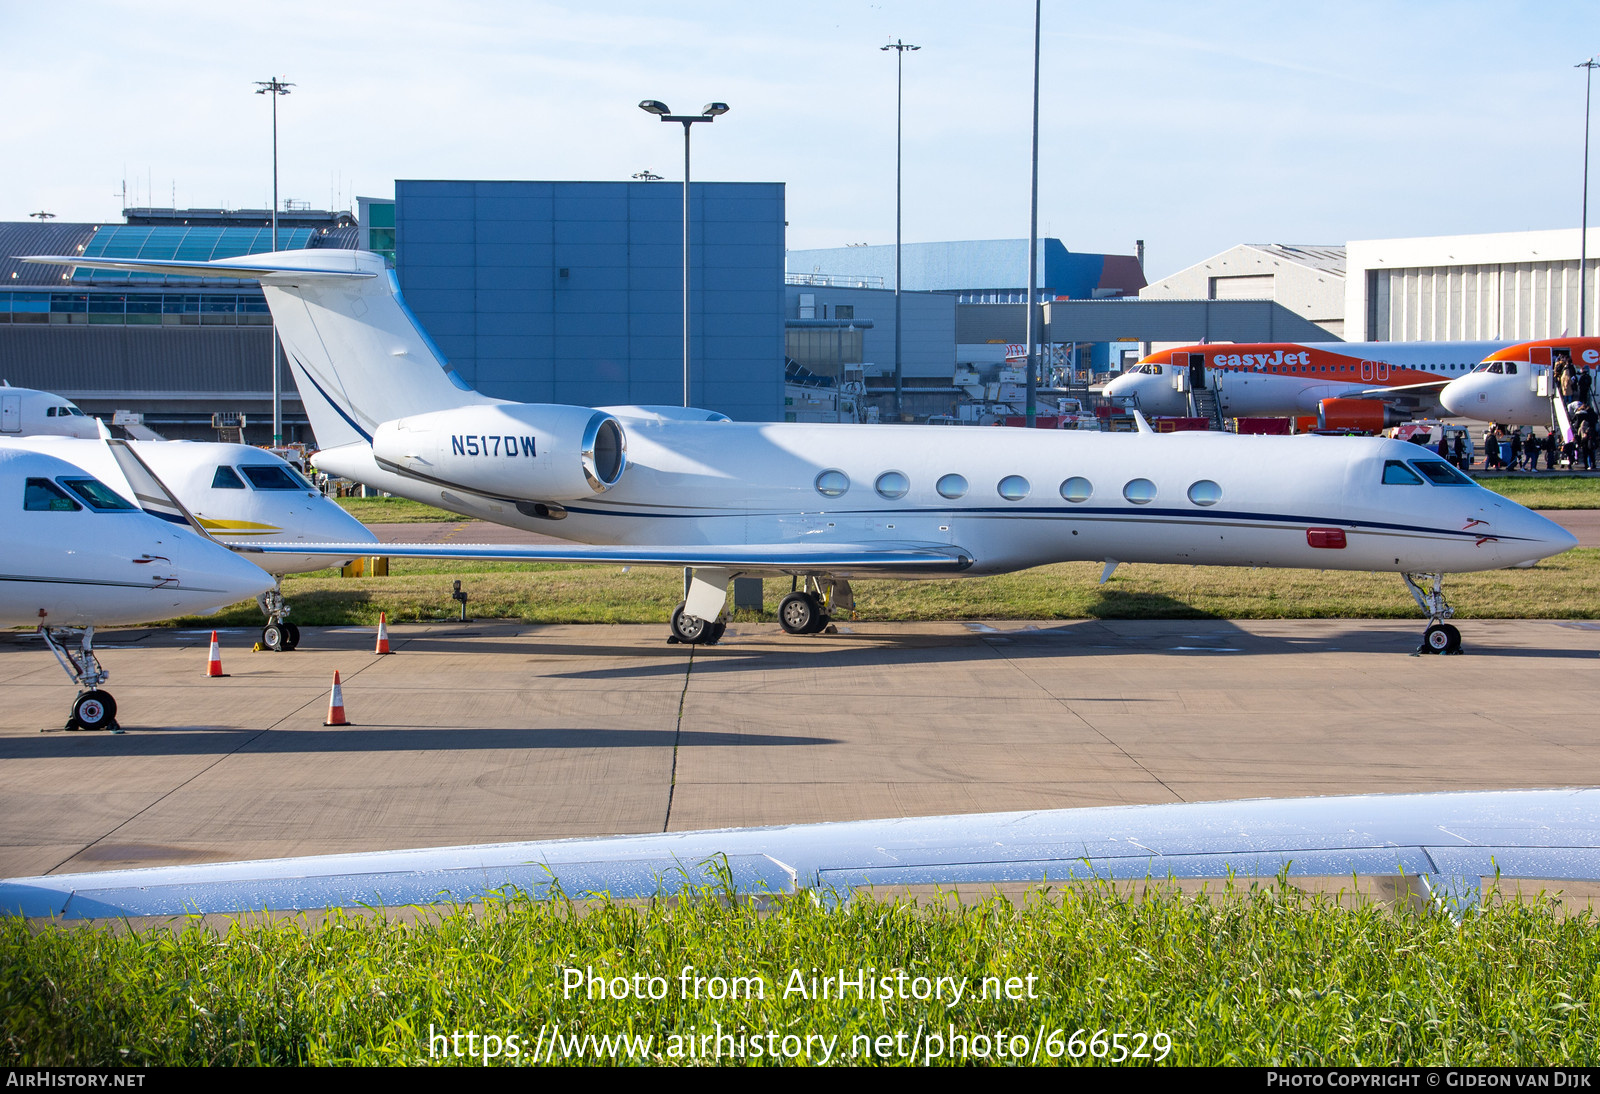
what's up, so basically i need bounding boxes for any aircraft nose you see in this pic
[1496,506,1579,565]
[1439,376,1483,417]
[307,498,378,545]
[182,535,277,604]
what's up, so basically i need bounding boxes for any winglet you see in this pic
[1131,409,1155,435]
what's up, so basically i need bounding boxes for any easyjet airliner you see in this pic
[1101,341,1508,430]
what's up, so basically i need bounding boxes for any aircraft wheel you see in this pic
[670,602,711,644]
[1422,623,1461,655]
[778,592,822,635]
[262,623,286,651]
[69,690,117,732]
[282,623,301,651]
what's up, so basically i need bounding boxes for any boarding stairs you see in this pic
[1188,386,1227,431]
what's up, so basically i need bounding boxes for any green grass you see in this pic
[182,548,1600,628]
[334,496,462,523]
[4,880,1598,1066]
[1475,475,1600,510]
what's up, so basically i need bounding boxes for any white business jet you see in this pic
[24,250,1577,656]
[0,446,276,730]
[10,433,377,650]
[0,383,101,438]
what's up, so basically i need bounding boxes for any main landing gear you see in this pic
[39,626,120,731]
[777,576,852,636]
[669,603,727,646]
[257,583,300,651]
[1402,572,1462,655]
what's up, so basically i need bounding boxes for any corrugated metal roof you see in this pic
[0,325,281,395]
[312,225,362,250]
[1245,244,1347,275]
[0,222,101,286]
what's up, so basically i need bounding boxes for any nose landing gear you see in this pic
[39,625,122,732]
[257,583,299,651]
[1403,573,1462,655]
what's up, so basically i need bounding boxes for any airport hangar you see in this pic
[3,185,1597,435]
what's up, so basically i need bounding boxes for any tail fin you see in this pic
[22,250,492,449]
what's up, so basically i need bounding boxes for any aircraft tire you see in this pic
[282,623,301,651]
[1422,623,1461,655]
[670,602,711,644]
[70,690,117,731]
[262,623,286,651]
[778,592,819,635]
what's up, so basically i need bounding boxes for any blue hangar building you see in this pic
[389,180,786,423]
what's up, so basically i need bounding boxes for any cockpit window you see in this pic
[1475,361,1505,374]
[59,477,136,511]
[212,466,246,489]
[239,464,311,490]
[1382,460,1424,485]
[1410,459,1473,486]
[24,478,81,511]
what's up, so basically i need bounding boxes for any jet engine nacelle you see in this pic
[371,404,627,500]
[1317,398,1403,434]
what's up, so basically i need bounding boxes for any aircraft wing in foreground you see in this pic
[4,789,1598,920]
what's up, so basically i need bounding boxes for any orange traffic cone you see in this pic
[324,670,350,726]
[206,631,228,677]
[375,612,393,655]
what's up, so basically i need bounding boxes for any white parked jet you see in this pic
[9,434,377,650]
[0,383,100,438]
[0,447,276,730]
[25,250,1578,655]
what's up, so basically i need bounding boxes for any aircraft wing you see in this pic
[4,789,1597,920]
[1347,380,1452,399]
[231,539,975,577]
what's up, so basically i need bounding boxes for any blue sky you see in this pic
[2,1,1596,278]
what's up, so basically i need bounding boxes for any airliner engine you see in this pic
[371,404,627,500]
[1316,398,1404,434]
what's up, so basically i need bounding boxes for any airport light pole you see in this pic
[639,100,728,408]
[882,39,919,422]
[256,76,293,447]
[1581,56,1598,338]
[1023,3,1042,428]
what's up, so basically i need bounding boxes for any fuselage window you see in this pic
[875,471,910,500]
[59,477,135,511]
[212,466,246,489]
[936,473,968,499]
[1381,460,1424,485]
[240,464,310,490]
[24,478,81,512]
[1060,476,1092,503]
[1187,480,1222,506]
[997,475,1030,501]
[1409,459,1473,486]
[1123,478,1157,504]
[814,469,850,498]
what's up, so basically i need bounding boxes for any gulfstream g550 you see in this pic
[25,250,1576,654]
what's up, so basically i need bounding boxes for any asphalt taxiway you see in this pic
[2,617,1597,881]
